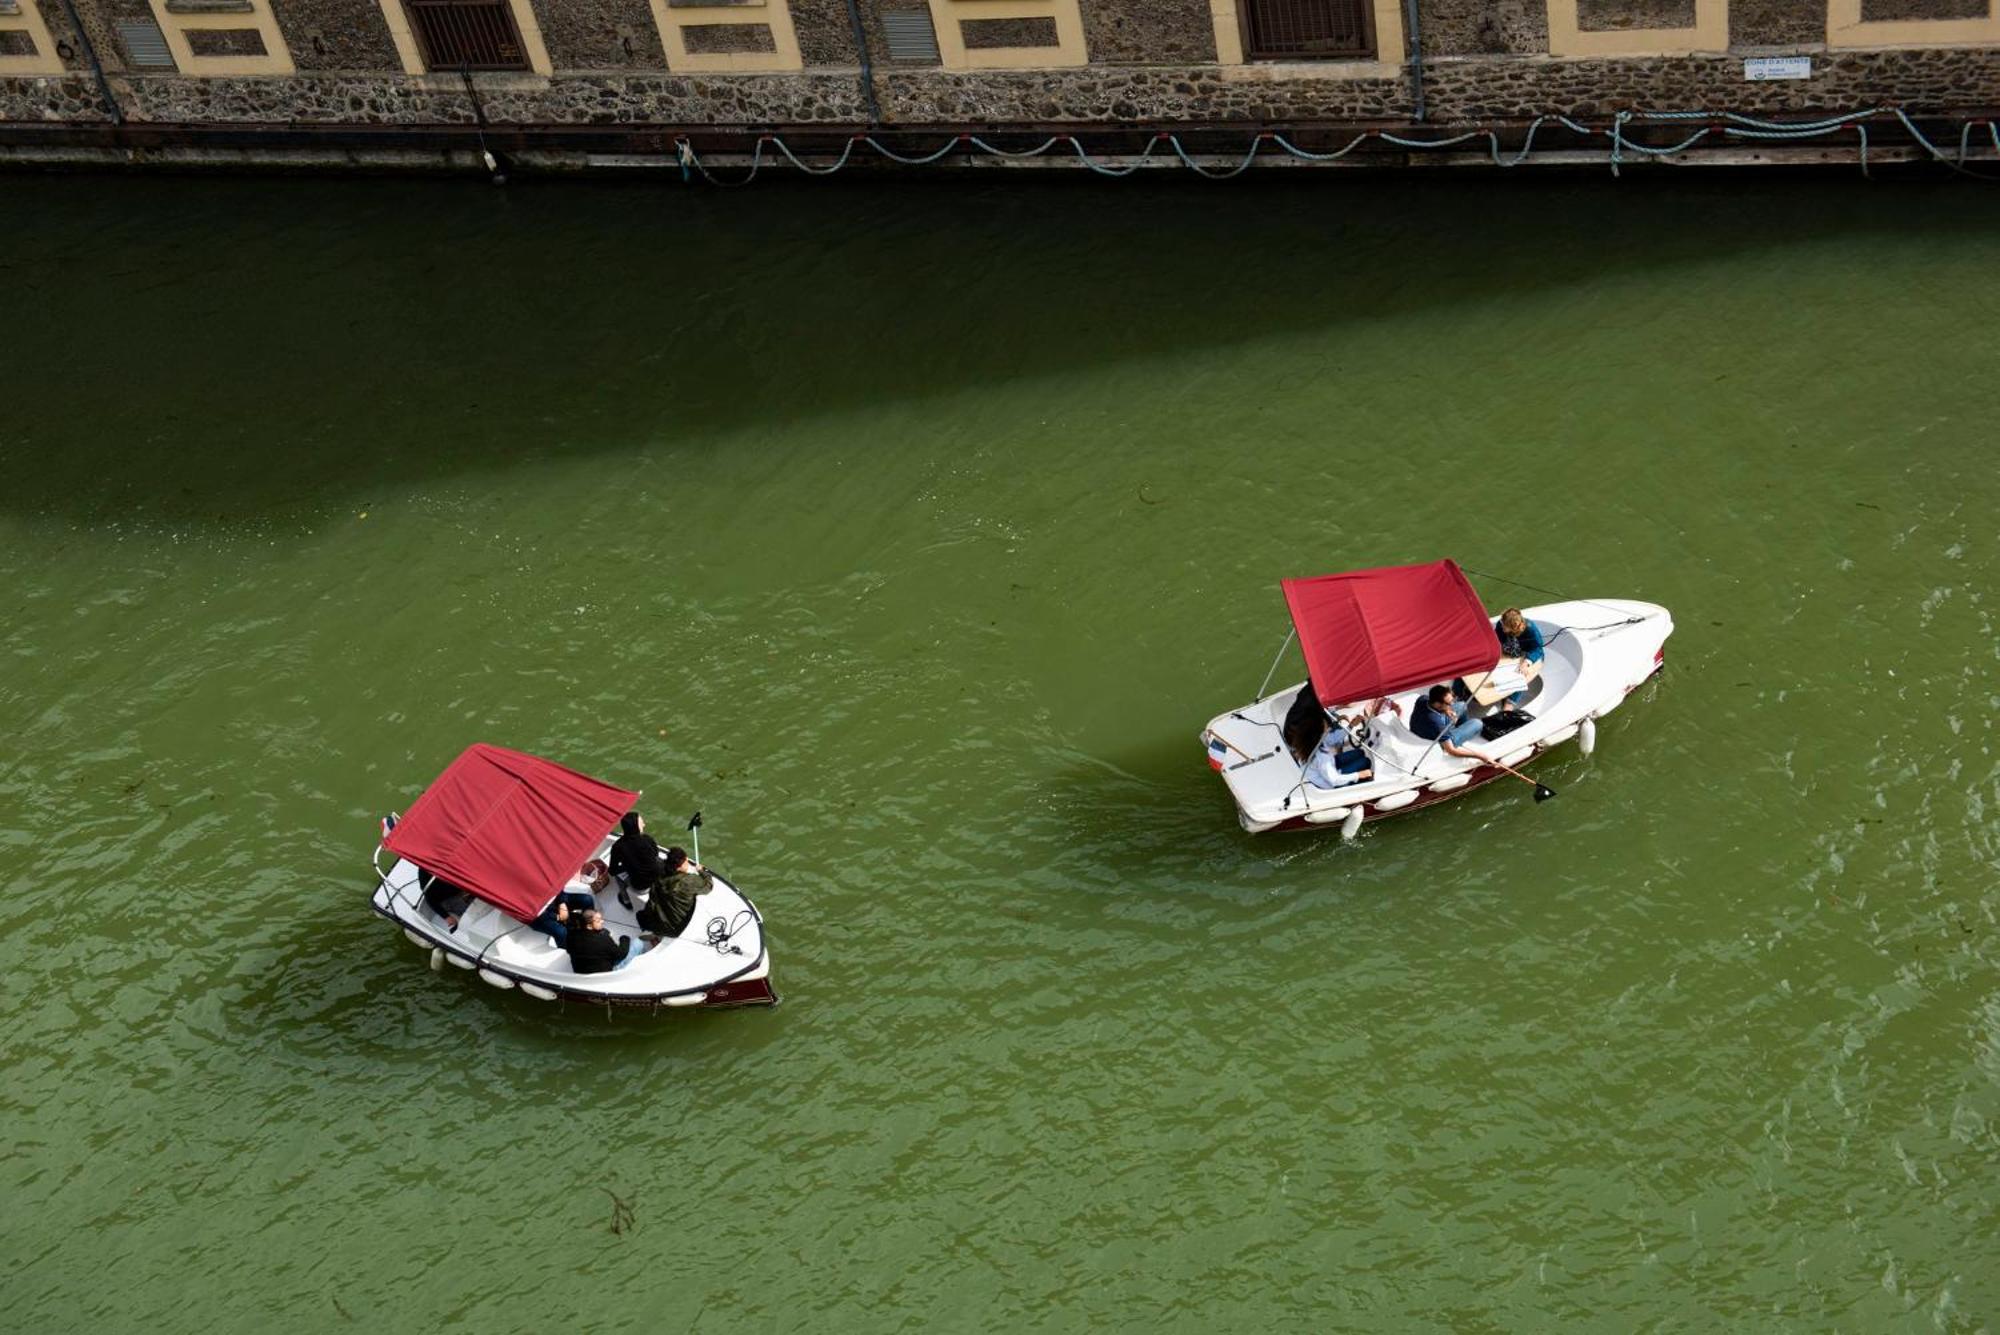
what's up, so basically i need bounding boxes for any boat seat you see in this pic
[488,926,569,970]
[1365,713,1441,778]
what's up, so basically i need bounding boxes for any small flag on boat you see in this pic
[1206,733,1230,771]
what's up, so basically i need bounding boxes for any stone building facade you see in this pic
[1,0,1997,168]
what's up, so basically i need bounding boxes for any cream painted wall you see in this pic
[0,0,64,76]
[650,0,803,73]
[928,0,1088,70]
[1547,0,1728,57]
[1827,0,2000,48]
[148,0,293,76]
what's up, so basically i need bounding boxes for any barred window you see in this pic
[1240,0,1376,60]
[405,0,528,71]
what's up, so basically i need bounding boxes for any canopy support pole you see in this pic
[1256,628,1297,701]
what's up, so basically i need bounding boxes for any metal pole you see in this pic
[840,0,883,126]
[1255,627,1297,701]
[1403,0,1427,123]
[56,0,123,126]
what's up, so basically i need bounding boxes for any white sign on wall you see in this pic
[1744,56,1812,80]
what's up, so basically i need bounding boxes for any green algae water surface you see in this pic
[2,173,1997,1332]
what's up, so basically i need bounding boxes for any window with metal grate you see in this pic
[405,0,528,71]
[1241,0,1375,60]
[881,7,940,62]
[118,17,177,67]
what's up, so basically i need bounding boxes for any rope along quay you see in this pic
[672,109,2000,186]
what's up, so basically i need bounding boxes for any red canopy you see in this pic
[382,744,639,922]
[1280,559,1498,706]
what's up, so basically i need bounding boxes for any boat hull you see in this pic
[369,829,779,1011]
[1207,598,1671,835]
[1254,657,1659,833]
[369,895,780,1009]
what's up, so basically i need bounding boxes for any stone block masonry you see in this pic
[3,0,1999,173]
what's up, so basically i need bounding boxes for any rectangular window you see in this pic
[1240,0,1375,59]
[184,26,268,56]
[882,8,941,61]
[119,18,178,66]
[406,0,529,70]
[925,0,1087,67]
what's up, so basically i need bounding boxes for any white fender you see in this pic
[1543,724,1578,746]
[518,982,558,1002]
[405,929,430,949]
[478,968,515,991]
[447,952,475,971]
[1373,790,1418,811]
[1499,747,1533,769]
[428,947,445,972]
[1340,807,1364,840]
[665,992,706,1007]
[1427,774,1470,793]
[1304,804,1353,825]
[1579,716,1597,756]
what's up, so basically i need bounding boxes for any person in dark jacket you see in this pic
[1410,684,1492,761]
[520,861,607,948]
[530,890,598,948]
[564,908,646,974]
[420,872,474,931]
[637,847,714,939]
[608,811,663,912]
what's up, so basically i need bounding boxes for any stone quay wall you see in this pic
[1,0,1997,166]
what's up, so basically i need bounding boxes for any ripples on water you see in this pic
[1,174,1996,1331]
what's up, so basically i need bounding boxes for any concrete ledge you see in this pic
[0,127,1980,177]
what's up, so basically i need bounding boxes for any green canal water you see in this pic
[3,172,1997,1332]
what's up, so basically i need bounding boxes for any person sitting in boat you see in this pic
[637,847,714,940]
[1494,608,1546,709]
[564,908,647,974]
[609,811,663,913]
[1302,713,1373,789]
[524,859,600,955]
[420,872,474,931]
[1410,684,1492,760]
[1282,679,1328,762]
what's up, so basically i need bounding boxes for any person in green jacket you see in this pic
[637,846,714,939]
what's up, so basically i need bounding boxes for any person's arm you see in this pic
[1440,738,1490,762]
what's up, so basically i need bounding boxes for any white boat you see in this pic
[1201,560,1672,836]
[368,743,776,1009]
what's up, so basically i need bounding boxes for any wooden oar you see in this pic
[1485,754,1557,802]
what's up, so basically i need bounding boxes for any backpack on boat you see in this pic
[1480,710,1534,741]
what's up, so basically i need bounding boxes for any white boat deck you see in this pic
[372,834,766,1000]
[1205,599,1672,830]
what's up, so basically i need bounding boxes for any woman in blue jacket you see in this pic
[1495,608,1544,708]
